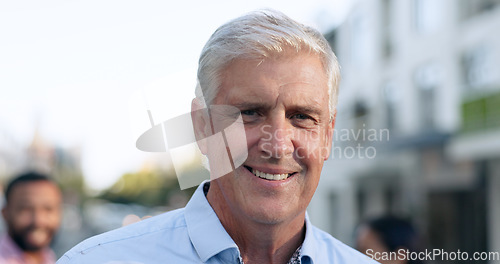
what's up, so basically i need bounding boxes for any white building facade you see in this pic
[309,0,500,262]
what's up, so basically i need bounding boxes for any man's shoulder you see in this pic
[307,225,379,263]
[57,207,190,263]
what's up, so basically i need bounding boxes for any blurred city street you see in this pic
[1,0,500,263]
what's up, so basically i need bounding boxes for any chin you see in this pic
[13,229,54,252]
[247,202,301,225]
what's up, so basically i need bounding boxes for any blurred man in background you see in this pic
[357,216,423,264]
[1,171,62,264]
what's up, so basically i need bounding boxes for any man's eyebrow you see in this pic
[229,102,325,116]
[289,105,323,116]
[231,102,270,110]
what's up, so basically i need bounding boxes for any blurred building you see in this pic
[0,126,83,182]
[309,0,500,262]
[0,128,25,234]
[0,129,25,183]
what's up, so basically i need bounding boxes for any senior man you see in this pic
[58,10,377,264]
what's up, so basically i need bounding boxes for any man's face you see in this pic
[2,181,62,251]
[206,51,334,224]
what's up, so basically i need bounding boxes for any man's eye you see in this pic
[240,109,261,124]
[241,110,257,116]
[292,113,315,121]
[291,113,317,128]
[293,113,309,120]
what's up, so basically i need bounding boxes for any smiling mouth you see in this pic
[244,166,296,181]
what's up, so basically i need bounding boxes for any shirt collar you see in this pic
[185,181,240,262]
[299,213,318,264]
[0,234,22,260]
[185,181,322,264]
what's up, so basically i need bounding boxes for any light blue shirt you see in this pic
[57,181,378,264]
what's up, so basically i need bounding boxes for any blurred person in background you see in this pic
[0,171,62,264]
[356,216,423,264]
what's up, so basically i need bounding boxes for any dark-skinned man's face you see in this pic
[2,181,62,251]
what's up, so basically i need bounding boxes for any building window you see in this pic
[382,81,399,131]
[353,100,369,141]
[350,11,370,67]
[414,63,441,130]
[413,0,444,34]
[381,0,393,59]
[460,0,500,19]
[329,192,340,235]
[462,44,496,90]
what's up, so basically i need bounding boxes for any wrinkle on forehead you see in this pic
[221,52,326,87]
[224,83,326,109]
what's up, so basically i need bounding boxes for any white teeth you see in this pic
[251,168,289,181]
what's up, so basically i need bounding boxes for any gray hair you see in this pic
[195,9,340,120]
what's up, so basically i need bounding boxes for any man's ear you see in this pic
[191,98,210,155]
[323,112,336,161]
[1,206,8,221]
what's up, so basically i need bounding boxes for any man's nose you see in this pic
[258,118,294,159]
[31,208,48,227]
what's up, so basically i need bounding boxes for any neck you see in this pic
[23,250,47,264]
[207,184,306,264]
[9,235,48,264]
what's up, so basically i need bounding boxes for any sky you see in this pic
[0,0,353,190]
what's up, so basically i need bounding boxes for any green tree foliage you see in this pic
[99,168,199,207]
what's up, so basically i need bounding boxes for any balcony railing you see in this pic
[462,90,500,132]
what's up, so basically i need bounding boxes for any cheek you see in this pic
[245,126,263,144]
[10,211,33,228]
[294,131,329,161]
[245,126,267,157]
[43,207,60,219]
[47,211,62,228]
